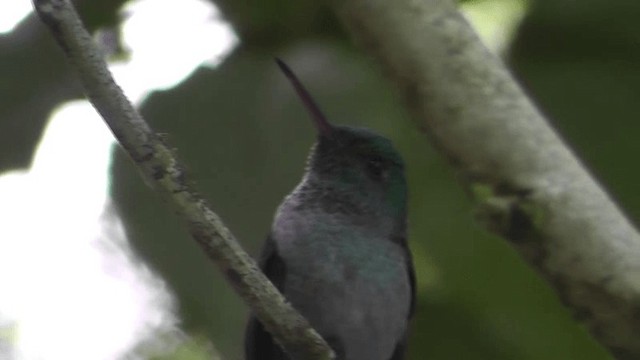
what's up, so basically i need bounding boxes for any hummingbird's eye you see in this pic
[365,157,387,180]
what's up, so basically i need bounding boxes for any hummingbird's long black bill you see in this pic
[275,58,334,136]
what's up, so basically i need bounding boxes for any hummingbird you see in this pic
[244,59,415,360]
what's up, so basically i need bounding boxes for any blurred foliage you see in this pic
[213,0,343,49]
[0,15,81,170]
[3,0,640,359]
[148,335,221,360]
[0,0,127,170]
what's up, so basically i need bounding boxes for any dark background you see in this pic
[3,0,639,358]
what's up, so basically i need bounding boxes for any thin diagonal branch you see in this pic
[32,0,334,359]
[332,0,640,358]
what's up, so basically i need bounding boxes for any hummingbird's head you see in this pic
[309,126,407,219]
[276,59,407,222]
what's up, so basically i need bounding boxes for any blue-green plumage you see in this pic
[245,60,415,360]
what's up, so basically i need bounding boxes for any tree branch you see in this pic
[32,0,334,359]
[332,0,640,358]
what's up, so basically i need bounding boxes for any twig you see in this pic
[32,0,334,359]
[334,0,640,358]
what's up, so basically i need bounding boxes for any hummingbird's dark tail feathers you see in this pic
[244,315,289,360]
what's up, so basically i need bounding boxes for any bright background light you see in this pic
[0,0,237,359]
[461,0,529,54]
[0,0,31,34]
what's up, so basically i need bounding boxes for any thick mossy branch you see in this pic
[32,0,334,359]
[333,0,640,358]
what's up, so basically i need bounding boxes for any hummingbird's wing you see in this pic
[244,235,289,360]
[389,237,416,360]
[403,239,417,318]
